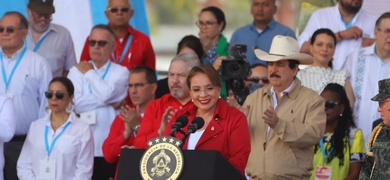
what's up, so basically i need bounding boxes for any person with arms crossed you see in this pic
[17,77,94,180]
[229,35,326,179]
[0,11,52,180]
[25,0,77,77]
[67,24,129,180]
[102,66,157,164]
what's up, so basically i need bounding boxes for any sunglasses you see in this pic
[45,91,66,100]
[325,100,339,109]
[0,27,17,33]
[88,40,110,48]
[107,7,130,13]
[259,77,269,84]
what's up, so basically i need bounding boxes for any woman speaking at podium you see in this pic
[161,65,250,175]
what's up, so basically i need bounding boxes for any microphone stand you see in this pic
[179,132,190,150]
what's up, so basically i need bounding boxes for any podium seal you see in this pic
[140,136,184,180]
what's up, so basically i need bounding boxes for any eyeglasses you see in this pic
[379,100,390,107]
[107,7,130,13]
[377,28,390,35]
[128,82,151,89]
[88,40,111,48]
[45,91,67,99]
[195,21,218,28]
[191,86,216,95]
[31,11,52,23]
[0,26,20,33]
[325,100,339,109]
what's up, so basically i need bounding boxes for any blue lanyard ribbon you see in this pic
[319,138,334,164]
[1,47,27,90]
[44,121,71,157]
[89,61,111,93]
[110,34,133,64]
[33,33,49,52]
[340,14,357,29]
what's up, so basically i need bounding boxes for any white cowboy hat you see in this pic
[254,35,313,65]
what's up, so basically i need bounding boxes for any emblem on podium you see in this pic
[140,136,184,180]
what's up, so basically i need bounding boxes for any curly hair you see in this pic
[314,83,356,166]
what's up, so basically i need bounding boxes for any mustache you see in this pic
[270,73,281,78]
[171,83,182,89]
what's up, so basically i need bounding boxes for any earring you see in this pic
[66,102,74,113]
[191,99,194,102]
[339,113,343,117]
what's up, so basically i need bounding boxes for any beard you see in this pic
[339,0,362,14]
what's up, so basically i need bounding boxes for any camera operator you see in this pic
[246,64,269,94]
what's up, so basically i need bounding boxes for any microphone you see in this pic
[170,115,188,137]
[186,117,205,134]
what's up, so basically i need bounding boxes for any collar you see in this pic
[0,44,27,59]
[44,111,75,127]
[183,99,227,120]
[250,19,276,32]
[90,60,110,70]
[107,24,134,36]
[335,3,363,25]
[166,93,192,106]
[266,78,302,100]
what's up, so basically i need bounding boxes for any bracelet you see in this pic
[134,125,140,133]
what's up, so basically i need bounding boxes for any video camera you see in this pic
[221,44,250,105]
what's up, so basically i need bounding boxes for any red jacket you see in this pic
[163,99,251,176]
[102,114,141,163]
[80,25,155,71]
[133,94,193,148]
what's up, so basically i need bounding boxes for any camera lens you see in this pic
[230,63,240,71]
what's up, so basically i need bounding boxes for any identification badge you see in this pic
[80,110,96,124]
[38,159,56,180]
[315,166,332,180]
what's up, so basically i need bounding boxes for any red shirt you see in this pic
[102,114,140,163]
[80,25,155,71]
[133,94,193,149]
[163,99,251,176]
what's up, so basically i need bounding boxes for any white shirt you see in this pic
[68,60,129,157]
[17,112,94,180]
[187,130,205,150]
[342,43,390,144]
[0,94,16,180]
[26,23,77,77]
[0,46,52,135]
[297,66,348,94]
[298,4,376,70]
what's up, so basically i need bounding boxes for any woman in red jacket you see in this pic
[160,65,251,175]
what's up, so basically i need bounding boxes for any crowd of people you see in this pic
[1,0,390,179]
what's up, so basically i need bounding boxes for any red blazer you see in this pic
[80,25,155,71]
[163,99,251,176]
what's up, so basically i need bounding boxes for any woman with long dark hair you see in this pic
[311,83,365,180]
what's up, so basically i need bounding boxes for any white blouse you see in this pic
[187,130,205,150]
[297,66,348,94]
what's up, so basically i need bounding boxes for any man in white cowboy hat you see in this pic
[230,35,326,179]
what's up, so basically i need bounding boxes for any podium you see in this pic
[116,149,245,180]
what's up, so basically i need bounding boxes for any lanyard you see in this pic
[111,34,132,64]
[319,138,334,164]
[89,61,111,93]
[1,47,27,90]
[44,121,71,157]
[33,32,49,52]
[340,14,357,29]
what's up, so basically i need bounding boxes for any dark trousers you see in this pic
[92,157,117,180]
[4,140,25,180]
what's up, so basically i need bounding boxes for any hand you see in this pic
[339,26,363,40]
[111,100,126,109]
[262,106,279,128]
[158,106,175,136]
[76,61,93,74]
[227,95,250,117]
[121,145,136,149]
[361,37,376,47]
[213,56,227,71]
[120,105,140,139]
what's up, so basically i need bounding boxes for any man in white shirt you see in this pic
[0,11,52,180]
[342,12,390,144]
[0,94,15,180]
[26,0,77,77]
[299,0,376,70]
[67,24,129,180]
